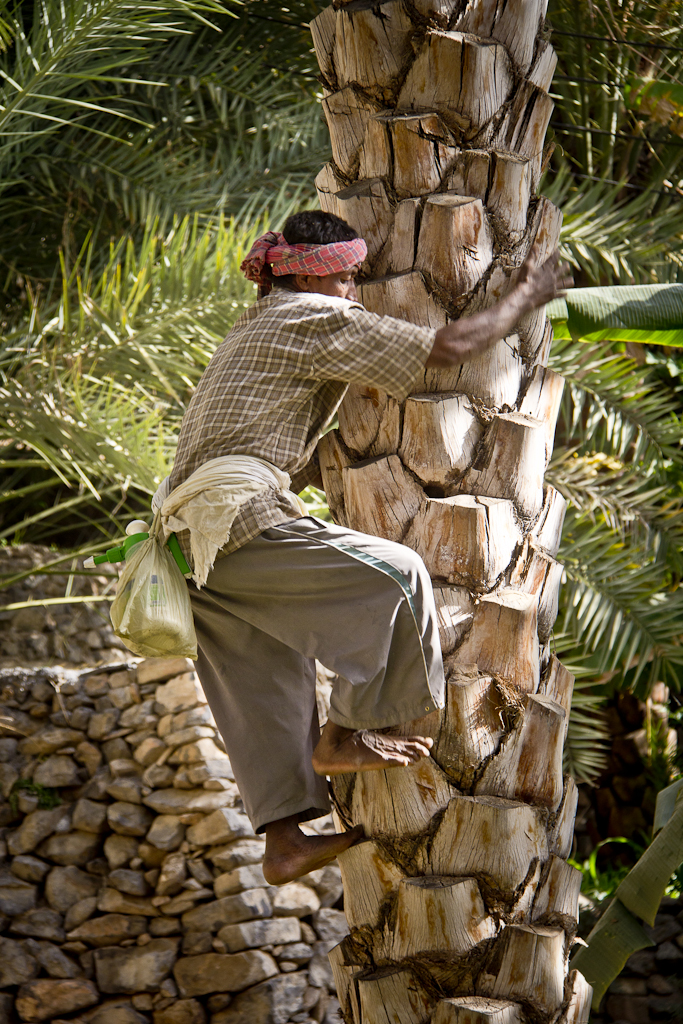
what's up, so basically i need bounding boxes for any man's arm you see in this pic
[426,247,572,368]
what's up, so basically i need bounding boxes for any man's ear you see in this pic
[294,274,310,292]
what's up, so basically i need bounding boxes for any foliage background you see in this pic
[2,0,683,784]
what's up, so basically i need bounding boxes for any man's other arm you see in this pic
[426,247,572,368]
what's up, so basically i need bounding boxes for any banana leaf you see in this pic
[570,785,683,1008]
[547,285,683,346]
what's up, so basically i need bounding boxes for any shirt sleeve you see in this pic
[309,303,436,401]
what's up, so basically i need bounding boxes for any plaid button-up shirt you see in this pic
[169,288,435,559]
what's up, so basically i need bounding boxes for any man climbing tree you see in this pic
[307,3,593,1023]
[159,209,570,887]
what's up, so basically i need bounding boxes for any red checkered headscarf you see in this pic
[240,231,367,292]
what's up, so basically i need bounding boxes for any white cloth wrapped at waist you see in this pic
[152,456,307,589]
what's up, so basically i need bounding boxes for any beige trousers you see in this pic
[189,516,445,833]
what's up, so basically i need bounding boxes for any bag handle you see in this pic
[149,510,163,542]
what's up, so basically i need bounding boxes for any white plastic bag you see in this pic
[110,516,197,658]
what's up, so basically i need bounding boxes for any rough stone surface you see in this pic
[307,864,343,908]
[67,912,147,946]
[181,889,271,933]
[33,754,80,788]
[168,738,227,765]
[15,978,99,1021]
[173,950,278,997]
[107,776,143,804]
[108,682,140,710]
[45,865,100,912]
[272,883,320,919]
[75,739,103,776]
[155,673,206,714]
[90,1005,149,1024]
[143,788,236,816]
[209,840,265,873]
[9,906,65,941]
[152,997,207,1023]
[7,806,70,855]
[312,907,348,943]
[63,895,98,931]
[211,973,308,1024]
[10,855,50,884]
[108,867,148,896]
[108,801,154,836]
[0,762,18,799]
[185,809,253,847]
[17,726,84,756]
[0,936,39,987]
[214,864,267,899]
[138,657,194,685]
[0,867,37,915]
[97,887,159,916]
[134,736,166,766]
[71,798,109,833]
[88,709,120,739]
[147,815,185,851]
[95,938,180,993]
[157,852,187,896]
[37,829,101,866]
[0,993,13,1024]
[218,917,301,953]
[22,938,81,979]
[0,648,349,1023]
[104,834,139,869]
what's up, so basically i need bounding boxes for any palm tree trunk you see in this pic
[311,2,592,1022]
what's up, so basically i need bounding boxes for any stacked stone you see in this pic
[0,544,126,666]
[0,657,344,1024]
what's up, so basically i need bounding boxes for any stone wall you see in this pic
[0,544,343,1024]
[2,544,682,1024]
[0,545,126,668]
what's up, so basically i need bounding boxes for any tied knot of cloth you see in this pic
[152,456,307,589]
[240,231,367,291]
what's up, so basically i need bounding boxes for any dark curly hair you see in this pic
[262,210,359,292]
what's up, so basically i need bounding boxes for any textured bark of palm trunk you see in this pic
[311,2,592,1022]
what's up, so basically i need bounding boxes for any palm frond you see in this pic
[0,213,279,543]
[548,336,683,468]
[0,0,329,303]
[543,167,683,287]
[554,642,611,785]
[557,506,683,691]
[547,0,683,287]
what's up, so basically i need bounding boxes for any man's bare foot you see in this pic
[312,720,433,776]
[263,814,364,885]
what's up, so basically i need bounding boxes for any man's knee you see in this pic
[383,542,433,604]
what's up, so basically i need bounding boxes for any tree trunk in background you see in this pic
[311,2,592,1023]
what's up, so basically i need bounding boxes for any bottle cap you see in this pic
[126,520,150,536]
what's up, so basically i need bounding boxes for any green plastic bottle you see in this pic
[84,520,191,576]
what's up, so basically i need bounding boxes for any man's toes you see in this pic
[405,735,433,750]
[401,740,432,758]
[383,750,410,766]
